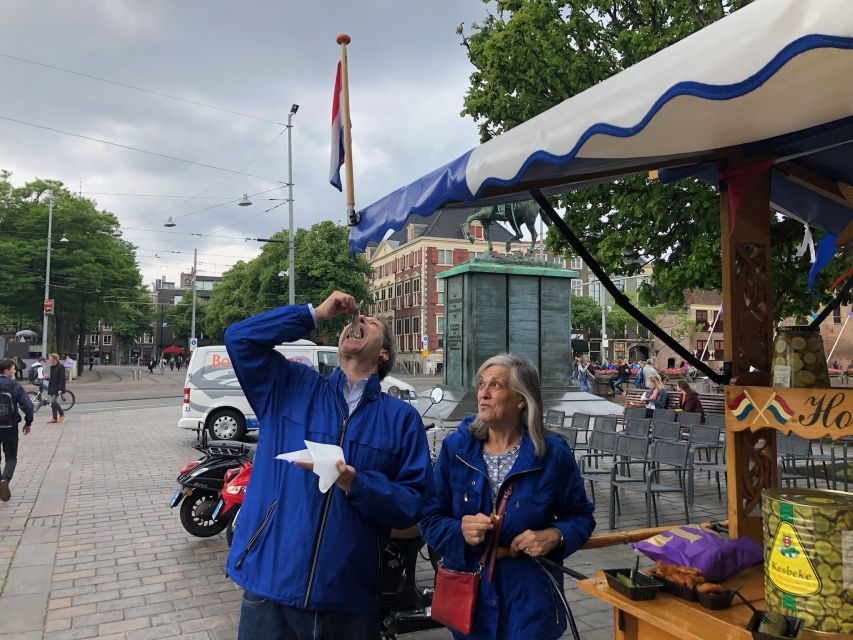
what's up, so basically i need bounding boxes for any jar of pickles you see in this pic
[771,326,830,388]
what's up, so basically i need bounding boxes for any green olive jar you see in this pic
[771,326,830,388]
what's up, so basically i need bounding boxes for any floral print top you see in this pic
[482,441,521,502]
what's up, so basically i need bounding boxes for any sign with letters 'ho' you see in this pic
[725,386,852,440]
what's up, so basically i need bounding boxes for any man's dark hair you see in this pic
[0,358,13,373]
[378,322,395,380]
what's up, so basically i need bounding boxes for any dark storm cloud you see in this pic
[0,1,488,282]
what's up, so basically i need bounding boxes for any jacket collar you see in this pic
[329,368,382,401]
[454,416,542,476]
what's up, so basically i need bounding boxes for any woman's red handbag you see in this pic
[431,483,514,634]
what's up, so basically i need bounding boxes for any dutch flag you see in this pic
[329,61,344,191]
[727,391,754,421]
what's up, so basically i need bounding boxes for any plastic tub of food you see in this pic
[603,569,662,601]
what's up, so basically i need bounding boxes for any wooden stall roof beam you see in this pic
[720,163,777,545]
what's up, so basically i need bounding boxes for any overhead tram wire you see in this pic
[0,51,285,126]
[118,127,286,224]
[0,113,287,185]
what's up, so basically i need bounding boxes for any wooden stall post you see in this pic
[719,163,777,543]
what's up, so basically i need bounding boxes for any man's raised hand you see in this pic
[315,291,358,323]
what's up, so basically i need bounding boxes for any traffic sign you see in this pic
[190,337,198,351]
[421,335,428,347]
[421,349,429,358]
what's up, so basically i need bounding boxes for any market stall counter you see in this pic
[578,566,826,640]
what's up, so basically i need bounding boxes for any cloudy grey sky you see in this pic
[0,1,489,285]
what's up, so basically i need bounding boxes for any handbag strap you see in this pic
[481,481,513,582]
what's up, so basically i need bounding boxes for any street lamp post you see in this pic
[41,191,54,357]
[190,249,197,348]
[287,104,298,306]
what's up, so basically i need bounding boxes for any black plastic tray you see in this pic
[655,575,698,601]
[746,611,803,640]
[603,569,662,601]
[696,588,734,610]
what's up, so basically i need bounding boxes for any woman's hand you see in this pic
[510,528,562,558]
[461,513,494,546]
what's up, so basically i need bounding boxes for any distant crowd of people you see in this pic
[147,353,187,374]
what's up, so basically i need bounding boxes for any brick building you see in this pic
[365,209,519,375]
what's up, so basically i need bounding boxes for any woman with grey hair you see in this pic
[421,353,595,640]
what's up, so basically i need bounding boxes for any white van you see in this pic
[179,340,418,440]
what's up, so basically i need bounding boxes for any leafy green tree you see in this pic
[205,221,371,343]
[0,175,148,353]
[570,295,601,337]
[458,0,846,320]
[109,287,156,363]
[166,295,206,345]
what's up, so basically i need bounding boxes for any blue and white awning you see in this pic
[350,0,853,253]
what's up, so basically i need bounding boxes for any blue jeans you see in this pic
[238,592,380,640]
[578,379,591,392]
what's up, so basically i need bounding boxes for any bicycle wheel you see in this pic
[59,390,75,412]
[28,391,43,413]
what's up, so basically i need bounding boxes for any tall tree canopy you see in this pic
[205,221,370,343]
[0,174,152,353]
[459,0,845,321]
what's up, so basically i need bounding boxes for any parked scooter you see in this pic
[213,460,251,546]
[169,424,252,537]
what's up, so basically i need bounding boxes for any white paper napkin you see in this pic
[276,440,345,493]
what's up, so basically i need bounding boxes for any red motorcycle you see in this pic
[212,460,251,546]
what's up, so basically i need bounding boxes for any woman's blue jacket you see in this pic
[421,417,595,640]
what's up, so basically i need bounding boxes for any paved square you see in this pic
[0,400,728,639]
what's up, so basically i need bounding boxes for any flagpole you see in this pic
[827,312,851,362]
[336,34,357,226]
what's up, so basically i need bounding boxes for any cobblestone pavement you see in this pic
[0,402,728,639]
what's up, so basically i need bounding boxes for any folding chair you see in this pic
[778,433,818,487]
[608,434,651,529]
[624,418,651,437]
[705,414,726,429]
[579,430,618,504]
[678,412,702,428]
[686,424,723,503]
[651,420,681,443]
[624,407,647,421]
[566,413,591,454]
[653,408,677,423]
[545,409,566,431]
[614,440,690,527]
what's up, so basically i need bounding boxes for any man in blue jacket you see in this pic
[224,291,434,639]
[0,358,34,502]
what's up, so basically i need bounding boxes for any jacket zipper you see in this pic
[455,454,542,513]
[302,380,368,608]
[235,499,277,569]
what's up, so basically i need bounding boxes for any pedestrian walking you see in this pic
[176,356,183,372]
[159,358,166,375]
[45,353,66,424]
[88,356,94,371]
[169,357,175,371]
[13,356,24,381]
[641,359,658,389]
[0,358,34,502]
[224,291,433,640]
[611,358,631,395]
[576,357,593,393]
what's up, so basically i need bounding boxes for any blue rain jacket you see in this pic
[224,305,434,613]
[421,417,595,640]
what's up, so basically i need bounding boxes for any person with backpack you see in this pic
[45,353,67,424]
[0,358,34,502]
[28,357,45,387]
